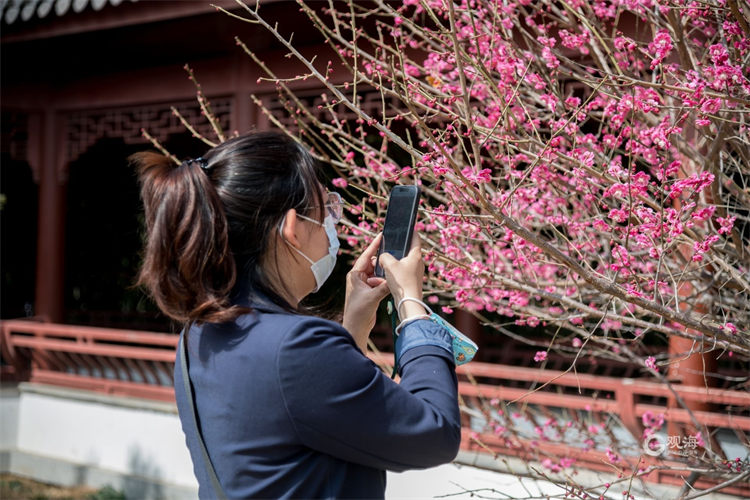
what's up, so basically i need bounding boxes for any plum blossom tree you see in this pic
[156,0,750,496]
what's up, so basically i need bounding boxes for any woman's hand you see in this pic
[343,233,390,353]
[377,231,427,321]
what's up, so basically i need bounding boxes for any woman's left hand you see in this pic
[343,233,390,353]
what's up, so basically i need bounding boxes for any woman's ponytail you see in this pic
[132,152,248,324]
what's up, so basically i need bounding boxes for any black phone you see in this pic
[375,185,421,278]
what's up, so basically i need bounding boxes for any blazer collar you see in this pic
[233,279,288,314]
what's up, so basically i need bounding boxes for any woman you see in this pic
[133,132,460,499]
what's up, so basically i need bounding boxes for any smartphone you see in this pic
[375,185,421,278]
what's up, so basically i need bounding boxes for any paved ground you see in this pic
[387,463,559,499]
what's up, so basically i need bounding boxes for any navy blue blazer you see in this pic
[174,295,461,499]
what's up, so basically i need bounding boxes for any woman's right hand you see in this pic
[377,231,427,320]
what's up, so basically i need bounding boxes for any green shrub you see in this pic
[86,486,125,500]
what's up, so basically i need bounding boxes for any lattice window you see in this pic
[1,110,28,164]
[259,87,401,132]
[65,98,233,166]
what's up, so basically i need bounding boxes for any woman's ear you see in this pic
[280,209,302,249]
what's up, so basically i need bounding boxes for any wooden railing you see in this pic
[2,319,748,496]
[446,358,750,496]
[0,319,177,402]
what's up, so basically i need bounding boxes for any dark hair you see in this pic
[132,132,324,324]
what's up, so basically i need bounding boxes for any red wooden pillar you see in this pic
[667,261,715,441]
[454,309,482,345]
[666,150,717,441]
[34,110,66,323]
[232,54,256,135]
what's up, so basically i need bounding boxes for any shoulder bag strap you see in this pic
[180,332,228,500]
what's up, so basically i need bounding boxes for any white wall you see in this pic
[18,390,195,487]
[4,383,197,498]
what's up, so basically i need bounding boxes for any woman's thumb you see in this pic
[378,252,397,273]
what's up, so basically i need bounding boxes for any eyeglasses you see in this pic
[306,192,343,223]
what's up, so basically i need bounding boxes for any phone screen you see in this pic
[382,189,417,258]
[375,186,420,277]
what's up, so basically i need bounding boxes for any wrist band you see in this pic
[396,297,432,321]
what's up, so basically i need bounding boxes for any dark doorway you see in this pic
[64,132,207,331]
[0,154,38,319]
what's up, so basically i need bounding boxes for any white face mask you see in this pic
[280,213,340,292]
